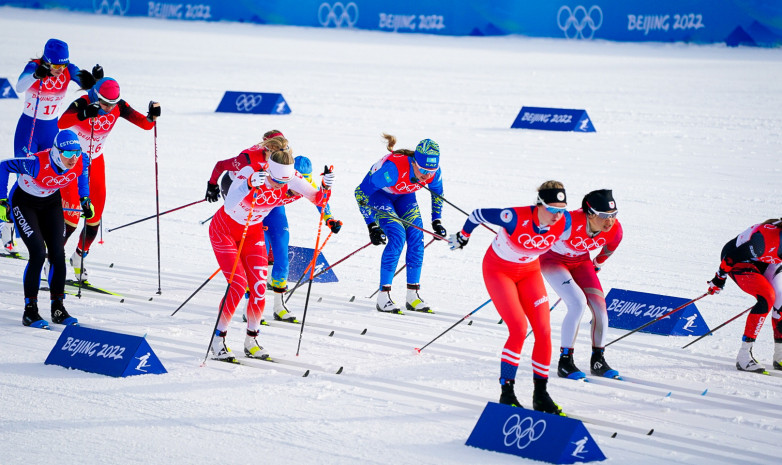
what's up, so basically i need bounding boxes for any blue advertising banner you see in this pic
[215,91,291,115]
[287,245,338,284]
[511,107,595,132]
[0,78,18,99]
[605,288,710,336]
[45,325,167,377]
[1,1,780,46]
[466,402,605,463]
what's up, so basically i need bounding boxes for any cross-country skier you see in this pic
[205,130,342,323]
[540,189,623,380]
[0,130,92,328]
[354,134,445,314]
[2,38,102,255]
[706,218,782,372]
[208,148,334,362]
[448,180,571,415]
[57,77,160,283]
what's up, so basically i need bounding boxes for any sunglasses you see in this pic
[269,175,290,185]
[415,163,436,175]
[537,197,567,215]
[60,149,80,159]
[50,63,67,70]
[589,208,618,219]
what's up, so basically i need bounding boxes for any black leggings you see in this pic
[12,188,66,300]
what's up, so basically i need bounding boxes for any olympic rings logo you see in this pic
[41,173,77,187]
[517,233,557,249]
[557,5,603,40]
[570,236,606,251]
[93,0,130,16]
[90,114,116,131]
[395,181,422,193]
[502,414,546,449]
[235,94,263,112]
[318,2,359,28]
[256,188,284,206]
[42,73,67,91]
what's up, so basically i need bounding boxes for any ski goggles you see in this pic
[537,196,567,215]
[415,162,436,175]
[49,63,67,70]
[588,207,618,219]
[60,149,80,159]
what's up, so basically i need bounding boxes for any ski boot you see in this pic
[532,378,565,416]
[271,286,299,323]
[51,296,78,325]
[376,286,403,314]
[243,330,270,360]
[1,222,19,255]
[405,284,433,313]
[557,348,586,380]
[70,248,89,283]
[499,378,523,407]
[590,347,621,379]
[736,339,766,373]
[210,330,237,363]
[22,299,49,329]
[774,342,782,371]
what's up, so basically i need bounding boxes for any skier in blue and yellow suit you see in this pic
[355,134,445,314]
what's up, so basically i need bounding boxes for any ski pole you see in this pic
[605,293,708,347]
[107,199,206,232]
[200,213,215,225]
[296,165,332,356]
[285,231,333,301]
[202,191,259,365]
[26,85,40,153]
[76,121,95,299]
[418,184,497,234]
[524,298,562,340]
[171,268,221,316]
[681,305,753,349]
[368,237,436,299]
[414,299,493,353]
[153,123,162,295]
[359,202,447,242]
[285,241,372,301]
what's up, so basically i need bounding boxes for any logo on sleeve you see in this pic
[500,209,513,223]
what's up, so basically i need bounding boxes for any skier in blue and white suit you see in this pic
[354,134,446,314]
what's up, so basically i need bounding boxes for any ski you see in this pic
[64,279,123,296]
[569,413,655,437]
[0,251,26,260]
[210,354,342,376]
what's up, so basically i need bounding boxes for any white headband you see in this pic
[267,159,295,184]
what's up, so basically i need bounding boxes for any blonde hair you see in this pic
[270,148,294,165]
[382,133,414,157]
[537,180,565,191]
[261,136,289,153]
[761,218,782,226]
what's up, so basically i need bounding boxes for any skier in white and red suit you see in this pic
[207,148,334,363]
[540,189,623,381]
[56,77,160,282]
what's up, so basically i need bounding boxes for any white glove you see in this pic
[322,171,335,188]
[448,232,469,250]
[248,171,267,188]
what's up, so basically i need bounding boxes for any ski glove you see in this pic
[448,232,469,250]
[33,61,52,79]
[147,101,161,122]
[92,64,104,80]
[77,102,100,121]
[248,171,267,188]
[205,182,220,203]
[322,166,335,189]
[707,271,727,295]
[0,199,10,223]
[368,222,387,246]
[432,219,447,238]
[326,218,342,234]
[80,197,95,220]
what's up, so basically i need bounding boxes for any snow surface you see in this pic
[1,7,782,465]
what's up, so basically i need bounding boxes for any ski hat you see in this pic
[89,77,121,105]
[413,139,440,171]
[42,39,69,65]
[294,155,313,182]
[53,130,81,153]
[582,189,617,215]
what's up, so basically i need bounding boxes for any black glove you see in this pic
[80,197,95,219]
[432,219,447,238]
[77,102,100,121]
[92,64,104,79]
[147,101,161,121]
[33,61,52,79]
[326,218,342,234]
[76,69,97,90]
[368,222,386,246]
[205,182,220,203]
[707,271,727,295]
